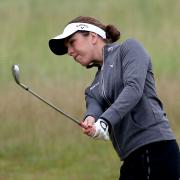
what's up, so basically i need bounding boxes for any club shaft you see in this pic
[19,82,81,127]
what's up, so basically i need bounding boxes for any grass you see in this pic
[0,0,180,179]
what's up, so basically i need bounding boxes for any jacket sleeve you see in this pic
[101,39,150,126]
[84,86,104,120]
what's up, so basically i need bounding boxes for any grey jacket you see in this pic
[84,39,175,160]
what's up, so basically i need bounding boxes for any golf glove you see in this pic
[93,118,110,140]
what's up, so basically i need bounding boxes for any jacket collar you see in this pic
[86,43,119,69]
[103,43,119,57]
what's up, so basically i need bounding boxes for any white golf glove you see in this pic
[93,119,110,141]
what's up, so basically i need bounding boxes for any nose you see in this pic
[67,46,74,57]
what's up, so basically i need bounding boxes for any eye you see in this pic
[65,39,75,49]
[69,39,75,46]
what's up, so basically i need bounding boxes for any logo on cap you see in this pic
[76,24,89,29]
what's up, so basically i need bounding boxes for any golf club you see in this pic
[12,64,85,128]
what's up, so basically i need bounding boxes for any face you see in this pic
[65,32,96,66]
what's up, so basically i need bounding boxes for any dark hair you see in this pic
[68,16,121,43]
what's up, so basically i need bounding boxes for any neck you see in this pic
[93,40,106,64]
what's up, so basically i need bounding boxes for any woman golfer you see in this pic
[49,16,180,180]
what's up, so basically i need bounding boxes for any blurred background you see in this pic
[0,0,180,179]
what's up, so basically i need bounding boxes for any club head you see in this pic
[12,64,20,84]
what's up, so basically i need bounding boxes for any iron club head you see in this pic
[12,64,20,84]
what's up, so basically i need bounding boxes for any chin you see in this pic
[81,63,89,67]
[80,61,91,66]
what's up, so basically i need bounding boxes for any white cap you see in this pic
[49,23,106,55]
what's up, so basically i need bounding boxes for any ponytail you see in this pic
[105,24,121,43]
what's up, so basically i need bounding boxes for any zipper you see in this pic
[101,65,122,155]
[101,47,122,156]
[101,49,112,106]
[101,75,112,106]
[111,126,122,156]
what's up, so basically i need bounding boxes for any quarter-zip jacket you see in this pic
[84,39,175,160]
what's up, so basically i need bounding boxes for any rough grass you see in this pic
[0,0,180,83]
[0,0,180,179]
[0,78,180,179]
[0,83,120,179]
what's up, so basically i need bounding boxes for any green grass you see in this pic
[1,0,180,83]
[0,0,180,179]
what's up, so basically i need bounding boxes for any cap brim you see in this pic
[49,28,77,55]
[49,38,67,55]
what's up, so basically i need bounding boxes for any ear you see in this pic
[90,32,99,45]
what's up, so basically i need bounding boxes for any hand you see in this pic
[80,116,96,136]
[81,118,110,141]
[92,119,109,140]
[82,116,95,127]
